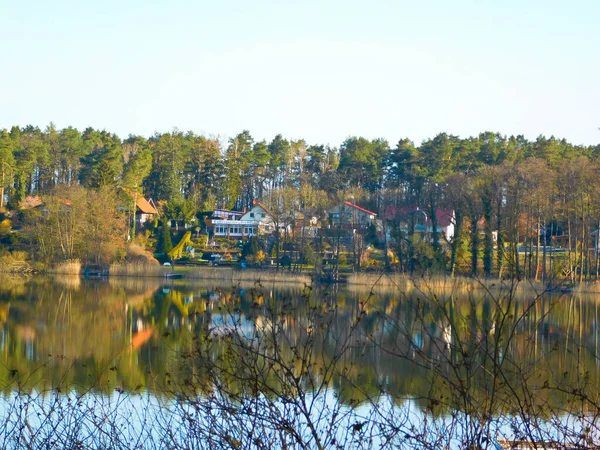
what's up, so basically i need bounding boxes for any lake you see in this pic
[0,275,598,449]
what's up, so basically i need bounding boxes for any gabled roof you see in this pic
[343,201,377,216]
[240,202,272,221]
[121,188,158,214]
[136,197,158,214]
[256,202,272,217]
[385,206,454,228]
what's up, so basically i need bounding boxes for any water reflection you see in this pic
[0,275,598,412]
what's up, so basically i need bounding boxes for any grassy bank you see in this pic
[180,266,312,284]
[49,260,590,294]
[108,263,313,284]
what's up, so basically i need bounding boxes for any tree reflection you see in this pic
[1,277,600,446]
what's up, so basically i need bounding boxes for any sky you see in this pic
[1,0,599,147]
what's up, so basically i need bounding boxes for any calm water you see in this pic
[0,275,599,447]
[0,276,598,399]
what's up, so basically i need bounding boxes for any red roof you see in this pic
[344,201,377,216]
[385,206,454,228]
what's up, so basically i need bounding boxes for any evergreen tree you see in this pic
[157,219,173,255]
[0,130,15,209]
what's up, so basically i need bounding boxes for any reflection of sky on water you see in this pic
[0,387,595,449]
[0,277,599,446]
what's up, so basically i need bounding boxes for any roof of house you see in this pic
[257,202,272,216]
[136,197,158,214]
[385,206,454,228]
[246,201,273,218]
[20,196,44,210]
[20,195,72,209]
[121,188,158,214]
[214,208,242,214]
[344,201,377,216]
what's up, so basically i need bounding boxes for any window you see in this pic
[250,213,255,218]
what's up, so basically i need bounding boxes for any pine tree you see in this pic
[158,220,173,255]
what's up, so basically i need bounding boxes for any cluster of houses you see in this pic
[203,201,456,245]
[19,191,458,245]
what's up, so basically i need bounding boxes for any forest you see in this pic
[0,123,599,280]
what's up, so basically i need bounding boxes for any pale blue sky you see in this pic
[1,0,599,147]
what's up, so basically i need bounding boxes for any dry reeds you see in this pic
[109,262,167,277]
[0,251,32,274]
[47,259,81,275]
[346,272,550,296]
[184,267,312,284]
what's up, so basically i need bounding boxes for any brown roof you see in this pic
[20,196,44,210]
[19,195,72,209]
[121,188,158,214]
[136,197,158,214]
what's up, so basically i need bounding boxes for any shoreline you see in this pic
[3,265,587,296]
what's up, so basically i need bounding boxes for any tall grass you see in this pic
[184,267,312,284]
[109,262,167,277]
[108,263,312,283]
[346,271,553,295]
[47,259,81,275]
[0,251,32,274]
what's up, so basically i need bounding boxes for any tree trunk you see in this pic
[471,216,479,277]
[429,190,440,266]
[450,211,463,278]
[496,199,504,278]
[483,198,493,276]
[535,212,541,282]
[579,196,585,284]
[567,213,574,285]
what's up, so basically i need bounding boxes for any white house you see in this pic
[207,203,277,239]
[329,201,377,227]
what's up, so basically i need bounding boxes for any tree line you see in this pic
[1,123,599,279]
